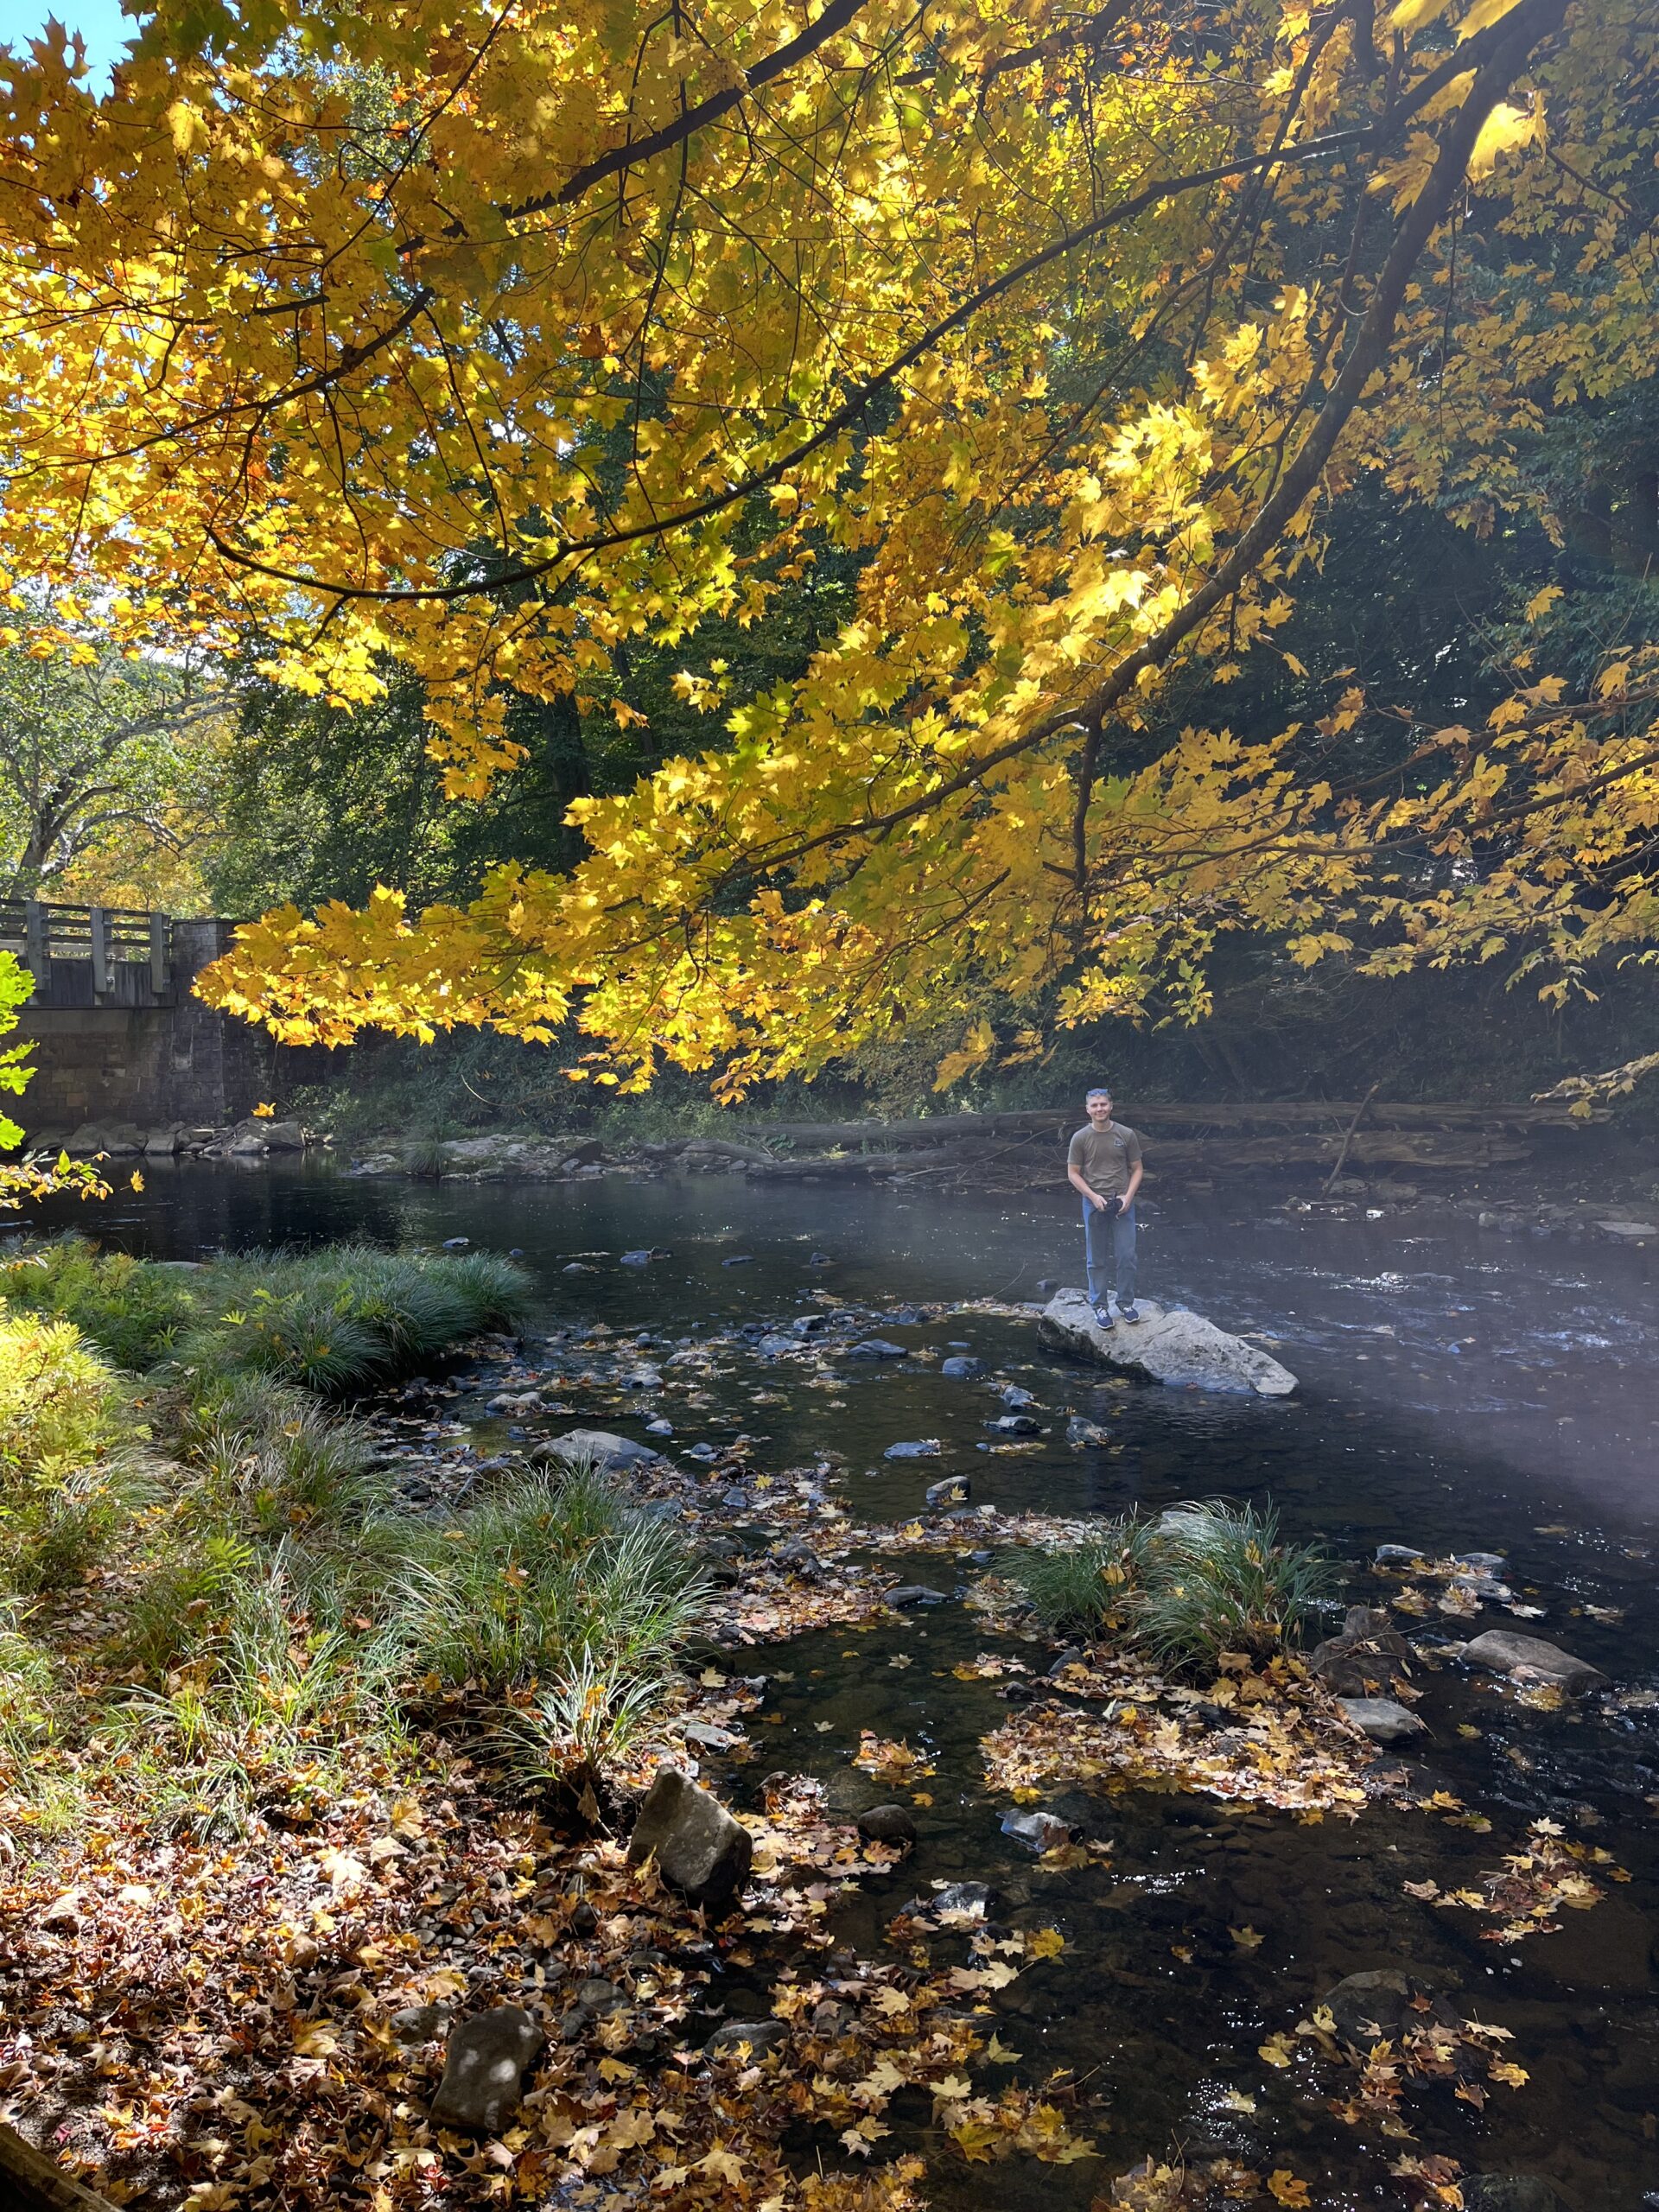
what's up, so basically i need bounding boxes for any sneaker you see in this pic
[1091,1303,1115,1330]
[1118,1302,1140,1324]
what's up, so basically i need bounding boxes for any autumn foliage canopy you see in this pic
[0,0,1654,1090]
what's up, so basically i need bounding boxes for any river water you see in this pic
[40,1161,1659,2209]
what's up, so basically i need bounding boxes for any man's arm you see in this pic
[1068,1162,1106,1210]
[1122,1133,1144,1211]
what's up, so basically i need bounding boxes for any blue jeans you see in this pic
[1083,1201,1136,1307]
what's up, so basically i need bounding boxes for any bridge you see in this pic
[1,898,181,1009]
[2,900,301,1141]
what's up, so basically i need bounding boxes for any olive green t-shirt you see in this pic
[1067,1120,1143,1200]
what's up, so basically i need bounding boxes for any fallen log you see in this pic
[741,1098,1601,1152]
[0,2122,115,2211]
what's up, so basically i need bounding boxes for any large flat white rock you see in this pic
[1038,1289,1297,1396]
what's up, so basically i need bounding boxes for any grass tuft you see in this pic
[496,1649,671,1804]
[394,1466,709,1697]
[1012,1518,1160,1636]
[1007,1498,1338,1673]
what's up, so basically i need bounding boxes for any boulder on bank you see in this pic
[1460,1630,1605,1692]
[63,1120,144,1155]
[429,2005,543,2133]
[628,1769,753,1906]
[536,1429,664,1473]
[1039,1290,1298,1396]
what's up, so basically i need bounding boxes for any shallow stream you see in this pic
[46,1162,1659,2209]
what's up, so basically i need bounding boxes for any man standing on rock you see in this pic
[1066,1085,1144,1330]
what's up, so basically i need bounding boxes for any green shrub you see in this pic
[0,1309,137,1590]
[1008,1499,1338,1674]
[393,1468,709,1696]
[0,1309,124,1483]
[0,1594,58,1764]
[0,1239,196,1370]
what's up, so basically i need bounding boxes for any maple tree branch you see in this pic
[202,0,1557,611]
[206,133,1371,606]
[507,0,876,217]
[697,0,1569,895]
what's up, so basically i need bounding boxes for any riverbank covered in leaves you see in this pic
[3,1236,1654,2212]
[0,1447,1544,2212]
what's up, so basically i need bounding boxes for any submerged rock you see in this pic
[704,2018,788,2059]
[1461,1630,1605,1691]
[1001,1809,1074,1853]
[925,1476,969,1506]
[1319,1970,1420,2045]
[1338,1696,1428,1745]
[1310,1607,1416,1696]
[626,1769,753,1906]
[884,1439,942,1459]
[883,1584,949,1607]
[985,1413,1040,1435]
[857,1804,918,1847]
[430,2005,543,2133]
[847,1338,907,1359]
[925,1881,993,1917]
[940,1356,987,1377]
[1066,1416,1111,1446]
[1459,2181,1570,2212]
[1039,1289,1298,1396]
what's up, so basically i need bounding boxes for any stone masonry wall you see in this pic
[12,920,306,1141]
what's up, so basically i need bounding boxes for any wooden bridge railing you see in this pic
[0,898,178,1007]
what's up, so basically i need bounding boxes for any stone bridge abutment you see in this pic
[3,902,315,1144]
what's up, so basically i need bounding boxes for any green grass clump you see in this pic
[498,1649,671,1802]
[393,1466,709,1697]
[106,1547,401,1834]
[186,1391,388,1540]
[0,1239,197,1370]
[1008,1499,1338,1674]
[1014,1518,1161,1636]
[2,1236,531,1395]
[1135,1500,1338,1670]
[174,1243,532,1395]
